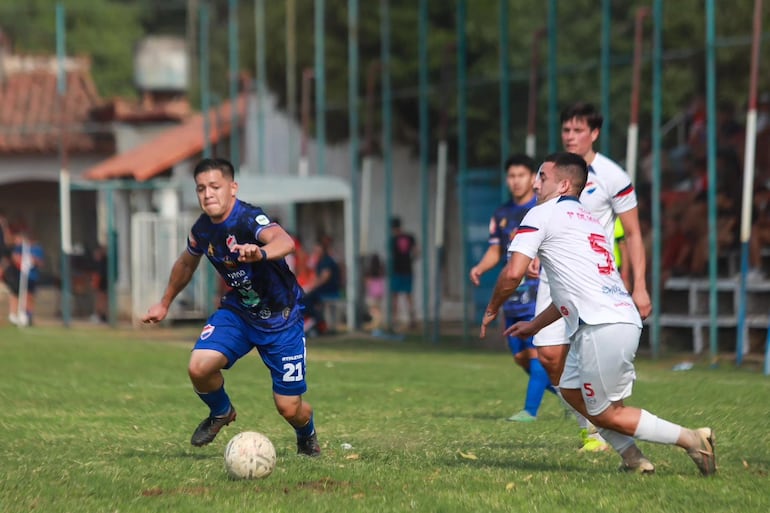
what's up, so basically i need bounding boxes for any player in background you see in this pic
[470,154,556,422]
[534,104,652,452]
[481,152,715,476]
[614,218,632,291]
[142,158,320,457]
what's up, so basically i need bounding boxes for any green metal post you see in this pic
[546,0,558,152]
[56,2,71,328]
[600,0,611,156]
[315,0,326,176]
[419,0,430,339]
[650,0,663,358]
[457,0,469,339]
[499,0,510,203]
[381,0,394,330]
[228,0,240,169]
[200,2,211,158]
[705,0,719,364]
[349,0,361,330]
[256,0,266,175]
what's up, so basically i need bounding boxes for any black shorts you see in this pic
[2,266,37,295]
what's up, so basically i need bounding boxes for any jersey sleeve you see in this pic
[607,167,638,215]
[487,212,502,246]
[506,206,547,259]
[252,208,275,240]
[187,214,207,256]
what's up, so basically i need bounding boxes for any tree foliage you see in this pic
[3,0,768,164]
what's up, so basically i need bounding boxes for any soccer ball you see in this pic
[224,431,276,480]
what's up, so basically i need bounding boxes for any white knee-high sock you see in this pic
[633,409,682,445]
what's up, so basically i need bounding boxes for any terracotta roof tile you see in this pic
[83,95,247,182]
[0,55,110,155]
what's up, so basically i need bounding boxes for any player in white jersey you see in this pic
[480,152,715,476]
[535,104,652,452]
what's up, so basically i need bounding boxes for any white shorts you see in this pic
[559,323,640,416]
[533,276,568,347]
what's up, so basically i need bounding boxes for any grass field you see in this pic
[1,324,769,513]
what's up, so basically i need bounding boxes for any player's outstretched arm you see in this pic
[232,225,296,263]
[504,303,561,339]
[142,250,201,324]
[470,245,503,286]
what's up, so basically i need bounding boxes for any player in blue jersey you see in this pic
[142,158,320,456]
[469,154,556,422]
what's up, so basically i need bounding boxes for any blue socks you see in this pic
[196,385,232,417]
[524,358,554,416]
[295,414,315,439]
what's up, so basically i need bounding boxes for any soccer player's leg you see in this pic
[188,309,252,446]
[257,319,320,456]
[574,323,658,470]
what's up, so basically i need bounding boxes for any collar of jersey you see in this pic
[557,195,580,203]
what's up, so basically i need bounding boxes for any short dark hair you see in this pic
[552,152,588,194]
[503,154,537,174]
[193,158,236,180]
[560,102,603,131]
[390,217,402,229]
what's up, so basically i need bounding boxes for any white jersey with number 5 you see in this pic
[508,195,642,337]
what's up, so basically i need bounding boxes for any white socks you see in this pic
[633,409,682,445]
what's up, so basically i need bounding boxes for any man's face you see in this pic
[561,117,599,158]
[534,161,565,204]
[506,165,536,200]
[195,169,238,223]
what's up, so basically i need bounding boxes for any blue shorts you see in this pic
[505,315,535,356]
[390,273,413,293]
[194,309,308,396]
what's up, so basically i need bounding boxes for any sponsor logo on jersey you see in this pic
[560,306,570,316]
[282,307,291,319]
[584,181,597,194]
[207,243,215,257]
[226,234,237,251]
[200,324,215,340]
[223,257,237,269]
[258,308,272,319]
[256,214,270,225]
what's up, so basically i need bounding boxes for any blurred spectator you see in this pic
[89,245,108,323]
[390,217,419,329]
[302,235,341,335]
[363,253,385,331]
[3,229,44,326]
[749,185,770,280]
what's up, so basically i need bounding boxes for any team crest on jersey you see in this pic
[256,214,270,225]
[226,234,238,251]
[207,243,215,257]
[200,324,215,340]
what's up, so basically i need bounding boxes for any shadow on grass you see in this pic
[122,448,218,460]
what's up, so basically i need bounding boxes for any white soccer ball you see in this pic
[224,431,276,480]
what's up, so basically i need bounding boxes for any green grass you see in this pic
[1,325,769,513]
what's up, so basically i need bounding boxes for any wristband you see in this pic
[259,248,268,261]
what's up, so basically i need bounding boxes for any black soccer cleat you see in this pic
[190,407,237,447]
[296,432,321,457]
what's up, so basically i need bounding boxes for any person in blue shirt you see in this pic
[3,229,44,327]
[469,154,556,422]
[142,158,320,456]
[302,234,341,335]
